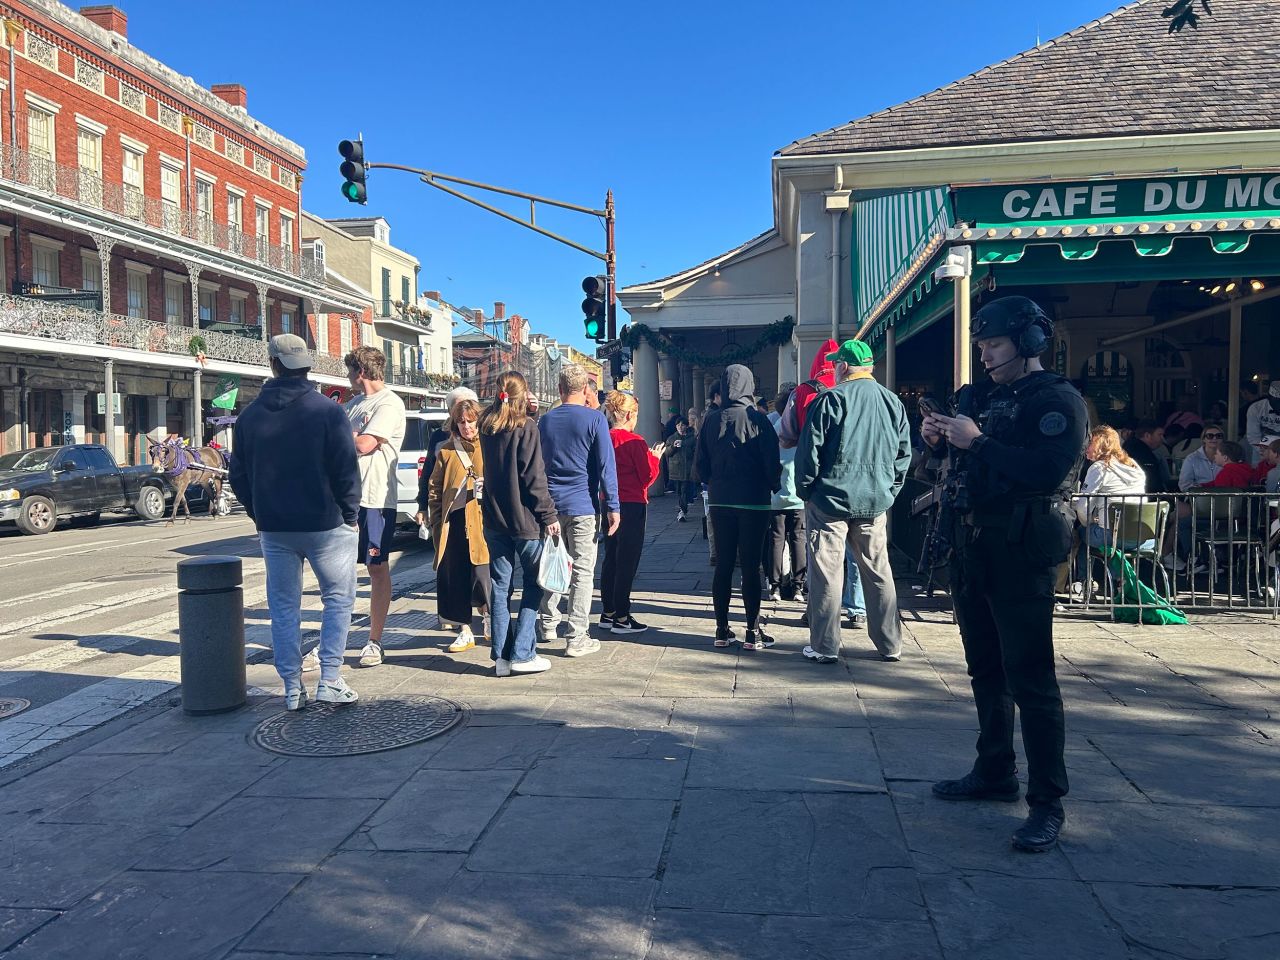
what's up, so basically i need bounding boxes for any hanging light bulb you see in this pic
[1225,282,1237,293]
[1251,279,1265,292]
[1210,285,1222,295]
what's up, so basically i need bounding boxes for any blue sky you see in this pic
[125,0,1122,346]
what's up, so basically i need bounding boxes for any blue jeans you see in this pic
[260,526,358,687]
[485,530,545,665]
[841,546,865,616]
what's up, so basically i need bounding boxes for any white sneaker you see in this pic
[495,658,512,678]
[565,637,601,658]
[284,685,307,711]
[358,642,383,667]
[300,649,320,673]
[315,677,359,704]
[448,627,476,653]
[510,655,551,674]
[482,613,491,641]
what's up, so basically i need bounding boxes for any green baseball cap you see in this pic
[826,339,874,367]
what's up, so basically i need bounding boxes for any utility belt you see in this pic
[956,495,1074,566]
[961,496,1062,528]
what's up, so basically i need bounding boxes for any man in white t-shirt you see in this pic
[343,346,406,668]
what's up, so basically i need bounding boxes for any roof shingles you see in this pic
[779,0,1280,157]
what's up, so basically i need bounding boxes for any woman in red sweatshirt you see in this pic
[599,391,662,635]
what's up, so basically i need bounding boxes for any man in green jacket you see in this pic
[796,339,911,663]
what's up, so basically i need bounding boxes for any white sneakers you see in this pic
[510,656,551,674]
[283,677,358,710]
[284,686,307,711]
[565,637,601,658]
[449,627,476,653]
[358,642,384,667]
[315,677,360,704]
[301,648,320,673]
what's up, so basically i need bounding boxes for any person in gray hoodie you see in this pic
[694,364,781,649]
[796,339,910,664]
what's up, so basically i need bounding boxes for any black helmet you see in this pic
[971,296,1053,358]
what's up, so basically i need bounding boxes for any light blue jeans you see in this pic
[841,546,865,616]
[260,526,358,687]
[486,530,545,665]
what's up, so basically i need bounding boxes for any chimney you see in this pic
[473,308,485,325]
[211,83,248,110]
[494,301,506,321]
[79,5,127,38]
[424,290,441,301]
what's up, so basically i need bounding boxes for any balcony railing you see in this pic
[0,293,347,377]
[0,144,322,284]
[388,369,462,392]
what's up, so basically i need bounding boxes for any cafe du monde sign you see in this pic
[956,174,1280,226]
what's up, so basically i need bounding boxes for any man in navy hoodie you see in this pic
[229,334,362,711]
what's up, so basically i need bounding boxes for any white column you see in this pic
[659,354,679,424]
[632,338,660,443]
[62,388,86,443]
[92,235,115,314]
[191,368,203,447]
[884,324,897,393]
[691,366,704,414]
[148,396,167,442]
[103,360,117,460]
[795,190,836,370]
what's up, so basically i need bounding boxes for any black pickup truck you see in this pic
[0,443,206,535]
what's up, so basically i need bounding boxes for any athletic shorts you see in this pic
[357,507,397,566]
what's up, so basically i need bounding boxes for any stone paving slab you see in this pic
[685,726,885,793]
[356,768,522,853]
[659,789,921,919]
[132,795,379,873]
[240,850,465,956]
[467,795,675,878]
[645,911,943,960]
[921,876,1131,960]
[1089,884,1280,959]
[401,873,658,960]
[0,911,56,954]
[520,756,687,800]
[5,870,300,960]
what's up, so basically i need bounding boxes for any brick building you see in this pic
[0,0,365,461]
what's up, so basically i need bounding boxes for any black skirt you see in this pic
[437,507,490,624]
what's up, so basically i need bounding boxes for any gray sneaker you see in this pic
[565,637,601,658]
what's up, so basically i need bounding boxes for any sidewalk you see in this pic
[1,499,1278,958]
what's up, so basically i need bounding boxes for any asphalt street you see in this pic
[0,509,438,765]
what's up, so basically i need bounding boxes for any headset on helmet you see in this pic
[971,296,1053,358]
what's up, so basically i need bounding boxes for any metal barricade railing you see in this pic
[1071,490,1280,618]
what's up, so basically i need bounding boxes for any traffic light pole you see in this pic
[365,162,616,335]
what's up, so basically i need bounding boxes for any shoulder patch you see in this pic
[1039,412,1068,437]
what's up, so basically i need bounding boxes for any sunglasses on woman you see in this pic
[1203,432,1224,439]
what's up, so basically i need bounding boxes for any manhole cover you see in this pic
[0,698,30,720]
[251,695,465,757]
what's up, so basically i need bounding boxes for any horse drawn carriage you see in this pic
[147,417,237,522]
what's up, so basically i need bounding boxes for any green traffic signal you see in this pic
[339,139,367,205]
[584,316,602,339]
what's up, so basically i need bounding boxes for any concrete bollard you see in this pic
[176,555,246,715]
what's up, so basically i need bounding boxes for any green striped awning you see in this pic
[853,187,953,329]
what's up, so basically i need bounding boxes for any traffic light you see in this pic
[339,139,366,204]
[582,275,606,342]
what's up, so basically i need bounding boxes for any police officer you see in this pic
[920,296,1086,853]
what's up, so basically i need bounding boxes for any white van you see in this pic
[396,409,449,527]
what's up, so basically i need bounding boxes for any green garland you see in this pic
[620,316,794,367]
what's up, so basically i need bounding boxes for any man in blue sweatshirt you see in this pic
[537,363,620,657]
[229,334,362,711]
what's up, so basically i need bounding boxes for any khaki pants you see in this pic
[806,505,902,659]
[538,514,599,643]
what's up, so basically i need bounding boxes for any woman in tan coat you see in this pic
[426,399,490,652]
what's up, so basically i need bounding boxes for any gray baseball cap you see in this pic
[268,334,310,370]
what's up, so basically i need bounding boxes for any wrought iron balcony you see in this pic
[14,280,103,310]
[0,144,322,284]
[0,293,346,377]
[388,369,462,392]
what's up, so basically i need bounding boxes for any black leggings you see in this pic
[710,507,770,631]
[601,502,647,620]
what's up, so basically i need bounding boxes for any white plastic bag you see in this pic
[418,521,431,542]
[537,532,573,595]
